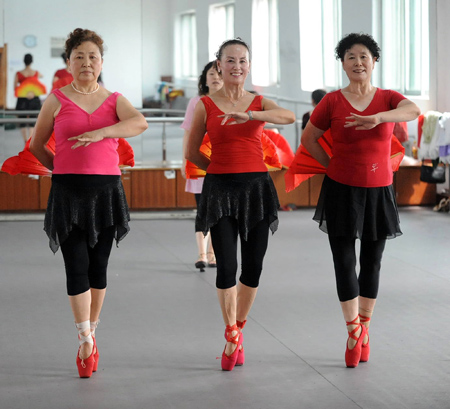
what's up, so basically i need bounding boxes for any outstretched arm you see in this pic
[344,99,421,130]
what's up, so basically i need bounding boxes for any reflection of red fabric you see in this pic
[185,131,282,179]
[393,122,408,143]
[417,114,425,147]
[284,131,405,192]
[1,134,134,176]
[262,129,294,168]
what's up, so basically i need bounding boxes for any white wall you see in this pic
[3,0,143,108]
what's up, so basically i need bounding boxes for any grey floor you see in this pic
[1,207,450,409]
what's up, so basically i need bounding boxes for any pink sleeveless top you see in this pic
[52,89,121,175]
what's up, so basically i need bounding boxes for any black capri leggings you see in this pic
[210,216,270,289]
[60,225,115,296]
[328,236,386,302]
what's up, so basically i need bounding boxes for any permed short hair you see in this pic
[335,33,381,61]
[215,37,251,61]
[65,28,104,59]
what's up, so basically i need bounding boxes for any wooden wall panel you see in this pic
[395,166,436,206]
[121,170,132,204]
[0,173,40,210]
[269,169,309,207]
[130,169,176,209]
[175,170,197,208]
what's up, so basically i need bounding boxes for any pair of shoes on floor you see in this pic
[433,198,450,212]
[221,324,243,371]
[223,320,246,367]
[345,316,367,368]
[207,252,217,268]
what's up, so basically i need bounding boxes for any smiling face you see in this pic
[68,41,103,82]
[342,43,376,83]
[205,67,223,94]
[217,44,251,85]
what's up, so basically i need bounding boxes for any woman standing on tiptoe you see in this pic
[30,28,148,378]
[187,38,295,371]
[301,33,420,368]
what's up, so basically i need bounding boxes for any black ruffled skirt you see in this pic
[44,174,130,253]
[313,175,402,240]
[195,172,279,240]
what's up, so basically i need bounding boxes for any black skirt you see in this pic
[44,174,130,253]
[195,172,279,240]
[313,175,402,240]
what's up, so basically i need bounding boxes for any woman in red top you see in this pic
[301,33,420,368]
[187,38,295,371]
[30,28,147,378]
[14,54,44,143]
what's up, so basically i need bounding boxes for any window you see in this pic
[376,0,429,96]
[251,0,279,86]
[299,0,341,92]
[209,3,235,61]
[176,12,198,78]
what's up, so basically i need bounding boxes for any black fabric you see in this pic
[44,174,130,253]
[15,97,41,128]
[195,172,279,240]
[313,175,402,240]
[210,216,270,289]
[61,225,115,296]
[328,236,386,302]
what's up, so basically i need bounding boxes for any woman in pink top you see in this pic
[181,61,223,271]
[30,28,148,378]
[301,33,420,368]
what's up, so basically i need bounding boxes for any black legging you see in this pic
[210,216,270,289]
[60,225,115,296]
[328,236,386,302]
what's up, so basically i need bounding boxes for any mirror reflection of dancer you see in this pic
[14,54,43,143]
[187,38,295,371]
[181,61,223,271]
[301,33,420,368]
[30,28,148,378]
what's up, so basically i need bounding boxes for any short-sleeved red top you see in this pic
[310,88,406,187]
[202,95,267,174]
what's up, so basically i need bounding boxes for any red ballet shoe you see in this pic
[221,324,243,371]
[92,336,99,372]
[90,321,100,372]
[345,316,367,368]
[235,320,247,366]
[76,321,95,378]
[359,314,371,362]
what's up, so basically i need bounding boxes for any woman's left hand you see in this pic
[68,131,104,149]
[344,113,381,130]
[218,112,251,126]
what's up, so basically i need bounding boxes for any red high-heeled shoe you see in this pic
[359,314,371,362]
[345,316,367,368]
[235,320,247,366]
[221,324,243,371]
[76,321,95,378]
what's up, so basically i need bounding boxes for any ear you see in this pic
[216,60,222,73]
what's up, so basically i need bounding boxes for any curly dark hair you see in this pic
[215,37,251,61]
[198,61,220,96]
[335,33,380,61]
[65,28,104,58]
